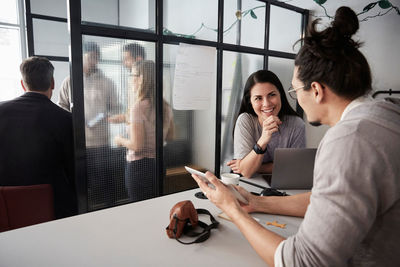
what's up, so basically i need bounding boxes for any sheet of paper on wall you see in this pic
[173,43,216,110]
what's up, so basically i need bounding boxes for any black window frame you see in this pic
[25,0,309,213]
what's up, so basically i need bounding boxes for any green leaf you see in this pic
[378,0,392,9]
[314,0,327,4]
[250,10,257,19]
[363,2,377,12]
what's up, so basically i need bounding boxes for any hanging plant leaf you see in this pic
[363,2,377,12]
[250,10,257,19]
[378,0,392,9]
[314,0,327,4]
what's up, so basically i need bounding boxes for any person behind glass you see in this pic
[58,42,119,206]
[122,43,146,71]
[109,43,147,124]
[192,6,400,266]
[114,60,174,202]
[227,70,305,178]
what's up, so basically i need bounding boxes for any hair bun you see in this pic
[332,6,359,37]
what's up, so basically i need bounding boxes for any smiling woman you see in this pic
[227,70,305,178]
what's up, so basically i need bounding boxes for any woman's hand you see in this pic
[227,159,242,174]
[108,114,126,123]
[258,115,282,148]
[114,135,124,147]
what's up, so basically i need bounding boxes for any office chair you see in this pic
[0,184,55,232]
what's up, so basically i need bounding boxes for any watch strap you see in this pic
[253,143,267,154]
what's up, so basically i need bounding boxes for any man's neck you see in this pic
[26,89,51,99]
[326,98,352,127]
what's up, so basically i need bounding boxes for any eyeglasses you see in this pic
[288,85,305,100]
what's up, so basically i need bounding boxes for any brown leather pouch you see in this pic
[166,200,219,244]
[166,200,198,238]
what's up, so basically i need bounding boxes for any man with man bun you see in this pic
[192,6,400,266]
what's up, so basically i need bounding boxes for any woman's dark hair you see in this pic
[294,6,372,100]
[233,70,300,135]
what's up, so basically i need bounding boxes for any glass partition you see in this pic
[33,19,69,57]
[77,36,156,210]
[268,56,296,110]
[220,51,264,173]
[224,0,266,48]
[25,0,308,213]
[269,5,302,53]
[81,0,155,31]
[163,44,216,194]
[30,0,67,18]
[163,0,218,41]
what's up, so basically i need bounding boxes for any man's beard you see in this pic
[309,121,322,127]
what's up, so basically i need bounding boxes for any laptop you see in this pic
[269,148,317,189]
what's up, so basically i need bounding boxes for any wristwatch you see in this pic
[253,143,267,154]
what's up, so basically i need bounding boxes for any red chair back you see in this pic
[0,184,55,232]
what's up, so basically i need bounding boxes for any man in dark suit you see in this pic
[0,56,77,219]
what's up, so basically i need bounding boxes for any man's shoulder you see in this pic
[45,100,72,120]
[0,94,30,111]
[324,101,400,147]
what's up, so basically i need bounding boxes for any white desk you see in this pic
[0,182,304,267]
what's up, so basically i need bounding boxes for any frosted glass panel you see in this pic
[65,36,158,210]
[31,0,67,18]
[268,56,296,110]
[220,51,264,173]
[163,0,218,41]
[82,0,155,31]
[224,0,265,48]
[33,19,69,57]
[269,5,302,53]
[82,0,119,25]
[119,0,155,30]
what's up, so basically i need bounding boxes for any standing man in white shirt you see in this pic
[191,6,400,267]
[59,42,119,208]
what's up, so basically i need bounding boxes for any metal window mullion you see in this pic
[264,2,271,69]
[24,0,34,57]
[67,0,88,214]
[214,0,224,176]
[30,14,67,23]
[155,0,164,196]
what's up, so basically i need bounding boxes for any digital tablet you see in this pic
[185,166,248,204]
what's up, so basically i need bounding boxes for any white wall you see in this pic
[288,0,400,148]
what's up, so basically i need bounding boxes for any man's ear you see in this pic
[50,77,55,90]
[21,80,27,92]
[310,81,325,104]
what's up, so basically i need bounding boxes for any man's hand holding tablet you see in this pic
[185,166,248,205]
